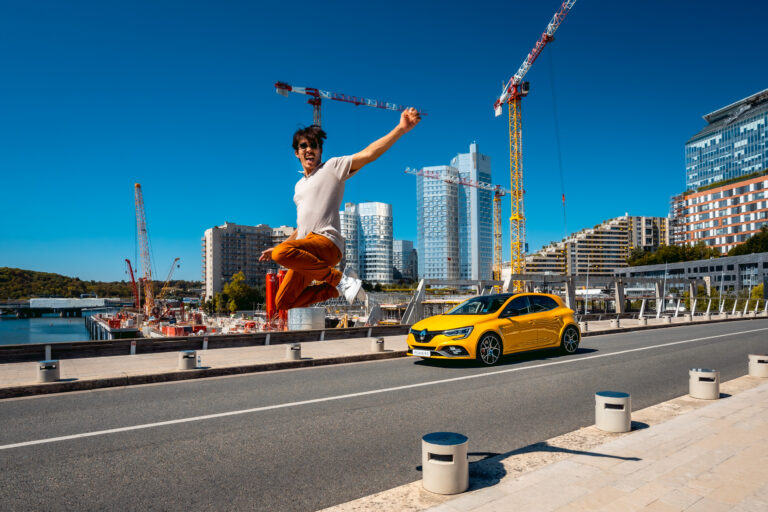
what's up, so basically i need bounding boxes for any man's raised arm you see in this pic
[350,107,421,172]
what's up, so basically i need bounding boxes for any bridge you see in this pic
[0,298,132,318]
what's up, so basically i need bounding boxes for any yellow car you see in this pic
[407,293,580,366]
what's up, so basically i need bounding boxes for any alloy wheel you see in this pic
[561,326,580,354]
[478,334,502,366]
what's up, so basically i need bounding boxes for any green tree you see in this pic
[728,226,768,256]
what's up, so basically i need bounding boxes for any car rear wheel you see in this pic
[560,325,580,354]
[477,333,503,366]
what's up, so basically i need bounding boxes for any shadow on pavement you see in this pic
[412,347,598,370]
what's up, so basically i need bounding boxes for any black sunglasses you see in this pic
[299,141,319,150]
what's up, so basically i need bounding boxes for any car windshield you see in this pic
[445,294,511,315]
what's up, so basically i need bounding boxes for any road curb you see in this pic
[0,350,409,399]
[580,315,764,337]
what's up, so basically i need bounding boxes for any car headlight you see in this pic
[442,326,473,339]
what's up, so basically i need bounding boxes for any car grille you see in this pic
[409,328,442,343]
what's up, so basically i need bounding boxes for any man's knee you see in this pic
[271,242,293,265]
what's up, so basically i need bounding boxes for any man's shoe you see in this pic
[337,268,363,304]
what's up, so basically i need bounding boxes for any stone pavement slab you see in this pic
[325,376,768,512]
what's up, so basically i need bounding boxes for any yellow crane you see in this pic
[157,258,180,301]
[493,0,577,291]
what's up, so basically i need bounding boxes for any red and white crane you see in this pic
[275,81,424,127]
[492,0,577,291]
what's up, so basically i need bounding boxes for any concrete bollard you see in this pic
[579,321,588,332]
[595,391,631,433]
[421,432,469,495]
[178,350,197,370]
[286,343,301,361]
[663,316,672,324]
[37,360,60,383]
[748,355,768,378]
[684,314,692,322]
[689,368,720,399]
[370,337,384,353]
[638,317,647,326]
[610,318,620,329]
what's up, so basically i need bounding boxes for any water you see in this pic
[0,312,103,345]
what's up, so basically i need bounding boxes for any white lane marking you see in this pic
[2,326,766,451]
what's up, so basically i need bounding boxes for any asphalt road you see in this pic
[1,320,767,511]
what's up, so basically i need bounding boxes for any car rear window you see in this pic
[531,295,558,312]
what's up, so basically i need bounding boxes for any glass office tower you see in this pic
[417,166,460,280]
[357,202,393,284]
[452,143,493,280]
[686,89,768,190]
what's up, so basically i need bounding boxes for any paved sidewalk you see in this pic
[0,335,409,397]
[329,376,768,512]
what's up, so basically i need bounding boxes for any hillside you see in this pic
[0,267,202,300]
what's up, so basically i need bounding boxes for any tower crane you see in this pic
[134,183,155,318]
[405,167,511,282]
[157,258,180,301]
[124,259,140,310]
[275,81,425,127]
[493,0,577,291]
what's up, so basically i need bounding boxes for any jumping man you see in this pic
[259,107,422,310]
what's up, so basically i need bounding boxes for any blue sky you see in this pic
[1,0,767,282]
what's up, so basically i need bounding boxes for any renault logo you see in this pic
[419,329,427,342]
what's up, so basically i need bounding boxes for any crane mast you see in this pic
[157,257,180,301]
[405,167,510,282]
[125,259,140,310]
[493,0,577,291]
[134,183,154,317]
[275,81,424,127]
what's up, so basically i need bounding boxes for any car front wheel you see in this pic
[560,325,580,354]
[477,333,503,366]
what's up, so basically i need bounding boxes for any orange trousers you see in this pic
[272,232,342,310]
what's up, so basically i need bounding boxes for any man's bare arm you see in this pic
[350,107,421,172]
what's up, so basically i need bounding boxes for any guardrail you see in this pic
[0,325,411,363]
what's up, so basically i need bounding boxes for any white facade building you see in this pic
[202,222,294,300]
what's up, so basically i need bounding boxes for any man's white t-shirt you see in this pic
[293,155,357,252]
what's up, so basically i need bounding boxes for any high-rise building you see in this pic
[452,143,493,280]
[358,202,393,283]
[393,239,418,281]
[526,215,668,276]
[338,202,394,284]
[339,202,359,273]
[668,172,768,253]
[202,222,294,300]
[417,165,459,280]
[686,89,768,190]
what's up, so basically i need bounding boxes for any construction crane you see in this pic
[157,258,180,301]
[493,0,577,291]
[275,81,424,127]
[124,259,140,310]
[134,183,155,318]
[404,167,511,282]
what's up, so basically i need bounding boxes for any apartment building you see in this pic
[202,222,294,300]
[526,215,668,276]
[669,172,768,253]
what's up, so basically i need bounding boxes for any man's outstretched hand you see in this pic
[259,248,273,261]
[399,107,421,133]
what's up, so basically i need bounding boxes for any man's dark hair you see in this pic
[292,125,327,151]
